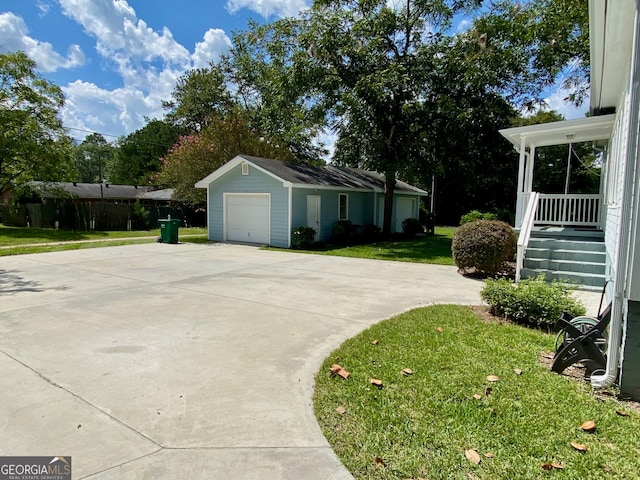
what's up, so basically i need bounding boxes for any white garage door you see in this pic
[225,194,270,244]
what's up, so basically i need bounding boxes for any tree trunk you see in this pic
[382,171,396,237]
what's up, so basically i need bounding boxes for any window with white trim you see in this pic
[338,193,348,220]
[241,162,249,175]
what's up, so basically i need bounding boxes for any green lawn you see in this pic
[314,305,640,480]
[271,226,456,265]
[0,225,209,256]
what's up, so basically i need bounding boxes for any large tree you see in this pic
[162,65,235,132]
[298,0,491,234]
[224,20,328,164]
[0,51,73,196]
[111,119,186,185]
[296,0,589,230]
[73,133,115,183]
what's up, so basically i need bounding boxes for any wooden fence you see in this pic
[0,201,204,230]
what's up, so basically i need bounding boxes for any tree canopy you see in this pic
[155,110,294,203]
[0,51,73,196]
[73,133,114,183]
[111,119,186,185]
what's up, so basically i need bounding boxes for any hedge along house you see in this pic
[194,154,427,248]
[500,0,640,398]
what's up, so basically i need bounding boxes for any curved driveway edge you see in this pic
[0,243,483,479]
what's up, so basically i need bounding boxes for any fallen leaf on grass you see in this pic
[473,394,482,400]
[581,420,596,432]
[370,378,383,387]
[464,449,481,465]
[514,368,523,375]
[329,364,350,379]
[402,368,413,376]
[374,456,386,467]
[603,465,615,473]
[571,442,588,452]
[542,463,563,470]
[616,410,630,417]
[486,375,500,382]
[371,339,379,345]
[437,327,444,333]
[484,452,494,458]
[335,406,346,415]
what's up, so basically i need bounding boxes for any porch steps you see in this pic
[521,228,606,289]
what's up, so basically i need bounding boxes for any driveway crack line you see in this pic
[0,348,163,449]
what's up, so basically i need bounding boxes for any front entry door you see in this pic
[307,195,321,241]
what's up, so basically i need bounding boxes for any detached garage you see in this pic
[195,154,426,248]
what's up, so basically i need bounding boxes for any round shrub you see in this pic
[291,226,316,249]
[452,220,516,276]
[401,217,422,237]
[481,275,586,328]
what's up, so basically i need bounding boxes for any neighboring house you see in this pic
[500,0,640,398]
[195,154,426,248]
[22,181,175,204]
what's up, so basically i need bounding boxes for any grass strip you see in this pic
[0,225,206,246]
[314,305,640,479]
[268,227,456,265]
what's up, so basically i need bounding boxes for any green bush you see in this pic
[451,220,516,276]
[291,226,316,249]
[481,275,587,328]
[460,210,498,225]
[401,217,422,237]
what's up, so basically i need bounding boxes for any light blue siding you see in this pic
[205,163,290,247]
[291,188,375,242]
[375,193,421,233]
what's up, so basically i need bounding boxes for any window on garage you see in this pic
[338,193,348,220]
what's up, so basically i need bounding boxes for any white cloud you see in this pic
[62,79,169,139]
[0,12,85,72]
[37,1,52,16]
[226,0,309,19]
[58,0,190,67]
[193,29,232,68]
[54,0,233,139]
[543,86,589,120]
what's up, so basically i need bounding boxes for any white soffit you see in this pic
[499,114,615,149]
[589,0,636,113]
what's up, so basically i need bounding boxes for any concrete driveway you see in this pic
[0,242,484,479]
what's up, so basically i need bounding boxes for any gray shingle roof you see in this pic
[27,181,167,200]
[238,155,427,193]
[239,155,370,189]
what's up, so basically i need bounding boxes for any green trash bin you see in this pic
[158,218,181,244]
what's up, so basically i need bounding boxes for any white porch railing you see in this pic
[516,192,539,282]
[536,194,602,227]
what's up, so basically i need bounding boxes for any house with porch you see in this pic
[499,0,640,398]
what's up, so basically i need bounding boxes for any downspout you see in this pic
[592,7,640,387]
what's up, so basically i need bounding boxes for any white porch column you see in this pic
[526,145,536,193]
[515,136,527,228]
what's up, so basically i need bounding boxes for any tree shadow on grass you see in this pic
[0,226,108,244]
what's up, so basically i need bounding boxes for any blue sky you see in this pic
[2,0,586,146]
